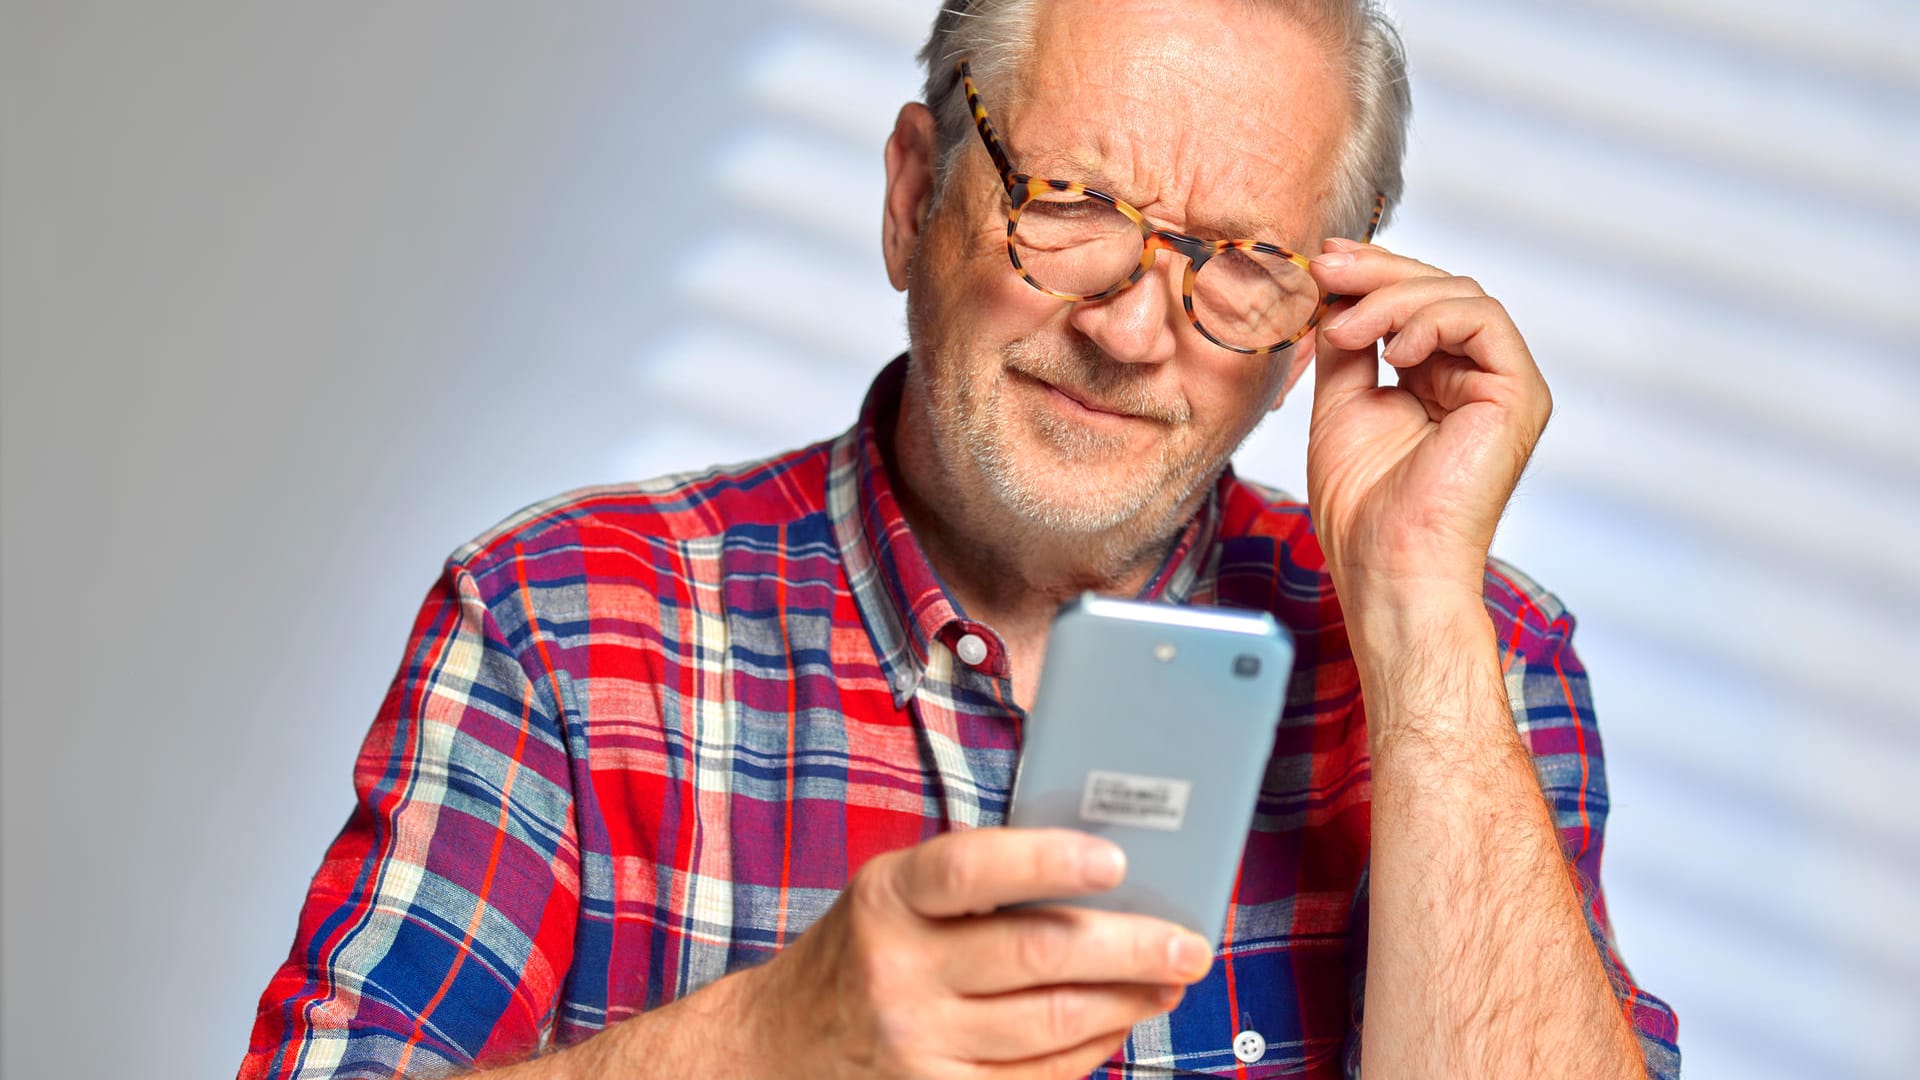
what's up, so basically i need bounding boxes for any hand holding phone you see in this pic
[742,826,1214,1078]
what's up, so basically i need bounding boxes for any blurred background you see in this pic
[3,0,1915,1077]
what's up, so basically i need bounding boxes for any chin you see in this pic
[978,446,1181,538]
[997,486,1143,535]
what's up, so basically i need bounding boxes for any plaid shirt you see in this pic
[242,356,1679,1079]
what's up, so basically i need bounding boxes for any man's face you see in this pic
[893,0,1352,554]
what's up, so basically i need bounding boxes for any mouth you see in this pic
[1010,368,1154,423]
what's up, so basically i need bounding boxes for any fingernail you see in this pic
[1323,311,1350,333]
[1168,934,1212,978]
[1083,841,1126,888]
[1315,251,1353,269]
[1381,333,1399,361]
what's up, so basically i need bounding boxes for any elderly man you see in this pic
[242,1,1679,1077]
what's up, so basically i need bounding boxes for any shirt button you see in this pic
[1232,1029,1266,1064]
[954,633,989,667]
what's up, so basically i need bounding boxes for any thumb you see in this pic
[1309,300,1378,412]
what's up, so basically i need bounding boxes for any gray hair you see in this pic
[916,0,1410,242]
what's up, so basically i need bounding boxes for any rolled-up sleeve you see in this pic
[1516,607,1681,1078]
[240,561,581,1079]
[1339,566,1681,1079]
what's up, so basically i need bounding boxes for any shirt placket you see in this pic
[908,623,1023,831]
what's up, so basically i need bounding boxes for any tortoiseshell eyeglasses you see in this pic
[958,59,1385,355]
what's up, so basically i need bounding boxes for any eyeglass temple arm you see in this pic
[1310,193,1391,337]
[956,61,1019,188]
[1360,192,1386,244]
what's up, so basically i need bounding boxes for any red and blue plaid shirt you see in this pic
[242,357,1679,1078]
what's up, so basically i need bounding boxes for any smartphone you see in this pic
[1005,593,1294,946]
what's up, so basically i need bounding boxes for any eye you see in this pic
[1023,195,1105,221]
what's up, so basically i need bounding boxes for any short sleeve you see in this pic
[239,562,582,1079]
[1512,605,1681,1078]
[1338,568,1681,1079]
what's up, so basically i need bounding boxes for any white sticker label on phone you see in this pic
[1079,770,1192,831]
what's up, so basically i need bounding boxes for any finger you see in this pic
[1397,352,1497,419]
[1378,296,1537,382]
[983,1024,1136,1080]
[895,828,1125,919]
[1306,303,1378,404]
[1315,273,1488,355]
[949,983,1181,1065]
[939,906,1213,995]
[1323,236,1385,254]
[1308,239,1447,297]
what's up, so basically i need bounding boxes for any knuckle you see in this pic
[869,996,925,1063]
[840,902,898,990]
[852,916,904,981]
[1014,916,1071,979]
[931,841,982,906]
[1452,274,1484,296]
[1040,986,1089,1045]
[1137,925,1172,977]
[849,853,901,916]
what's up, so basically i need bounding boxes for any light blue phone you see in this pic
[1006,594,1294,946]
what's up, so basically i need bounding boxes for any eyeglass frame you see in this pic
[957,59,1386,355]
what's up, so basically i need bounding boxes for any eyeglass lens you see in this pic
[1013,189,1319,351]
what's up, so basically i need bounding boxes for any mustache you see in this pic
[1002,337,1191,425]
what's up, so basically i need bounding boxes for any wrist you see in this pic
[1339,580,1491,663]
[603,966,763,1078]
[1342,601,1511,756]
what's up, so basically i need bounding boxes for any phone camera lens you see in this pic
[1233,655,1261,678]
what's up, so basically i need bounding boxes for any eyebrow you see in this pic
[1031,149,1287,246]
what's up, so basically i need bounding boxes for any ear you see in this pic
[1270,331,1318,410]
[882,102,939,293]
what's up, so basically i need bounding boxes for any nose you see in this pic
[1062,252,1184,366]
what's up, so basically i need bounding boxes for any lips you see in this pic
[1013,368,1144,420]
[1049,380,1133,417]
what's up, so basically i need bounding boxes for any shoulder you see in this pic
[447,437,838,602]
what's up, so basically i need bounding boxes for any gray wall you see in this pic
[3,2,1915,1078]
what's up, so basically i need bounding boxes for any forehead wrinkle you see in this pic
[1019,129,1311,248]
[1189,128,1329,245]
[1004,98,1295,240]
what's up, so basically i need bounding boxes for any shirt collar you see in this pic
[831,354,1226,706]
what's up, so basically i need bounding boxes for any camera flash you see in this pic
[1152,642,1177,663]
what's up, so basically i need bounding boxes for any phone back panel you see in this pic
[1007,595,1295,946]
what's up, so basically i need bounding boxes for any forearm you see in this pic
[466,967,761,1080]
[1351,600,1642,1079]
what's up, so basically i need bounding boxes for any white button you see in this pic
[1232,1029,1266,1064]
[954,633,989,667]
